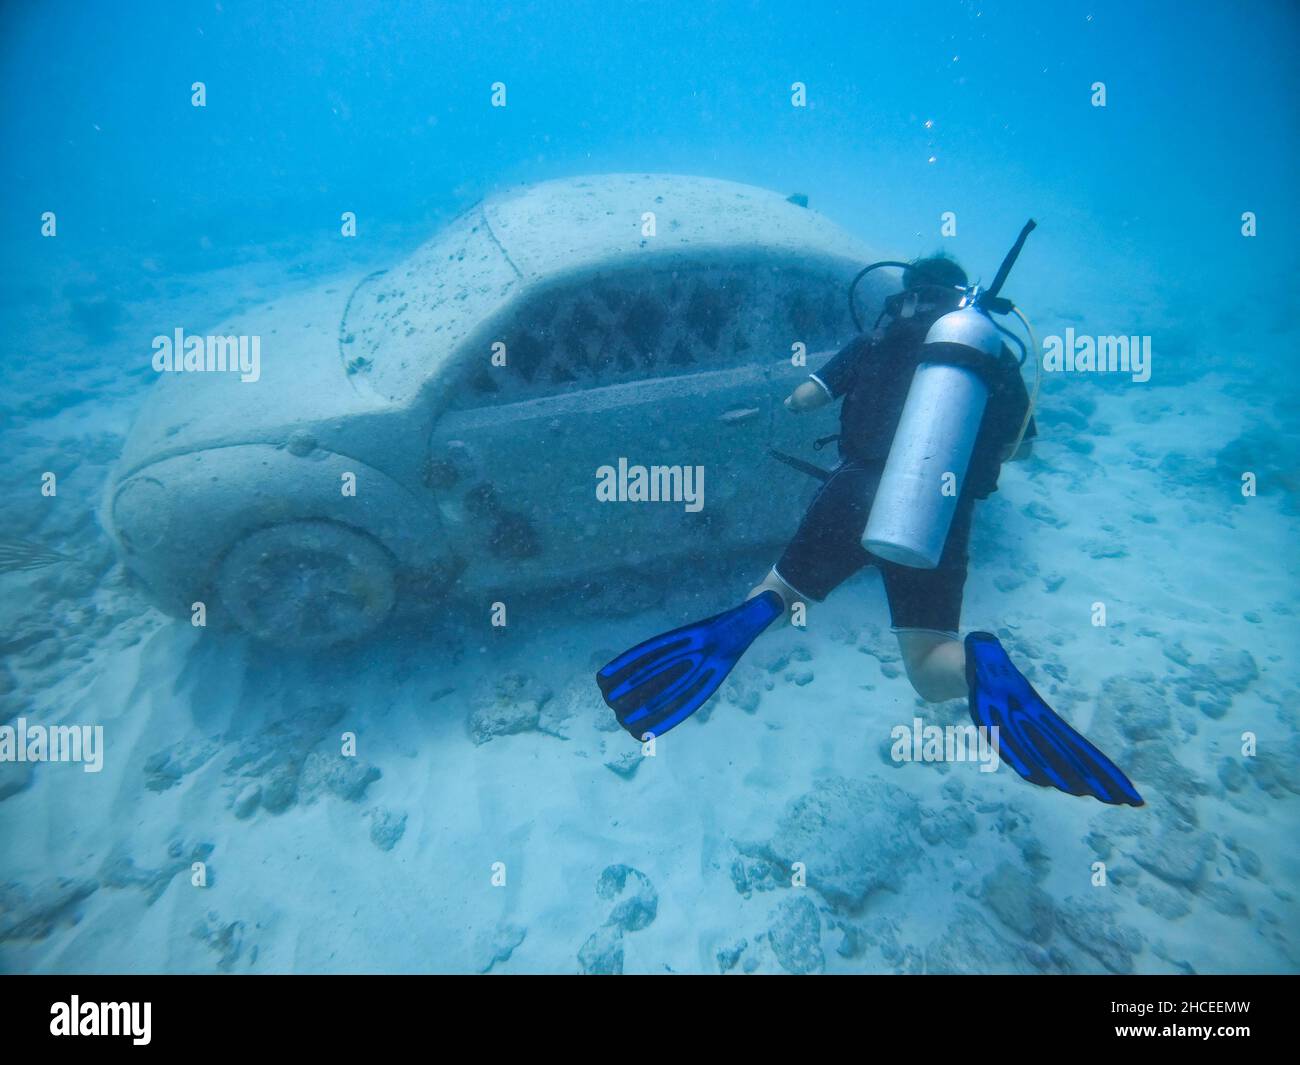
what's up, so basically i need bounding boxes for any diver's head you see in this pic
[902,253,968,293]
[880,254,967,325]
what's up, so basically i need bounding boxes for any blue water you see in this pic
[5,1,1298,322]
[1,1,1297,974]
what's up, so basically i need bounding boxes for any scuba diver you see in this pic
[596,222,1144,807]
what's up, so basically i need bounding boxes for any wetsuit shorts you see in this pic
[774,460,975,635]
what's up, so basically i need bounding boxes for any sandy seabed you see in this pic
[1,249,1297,975]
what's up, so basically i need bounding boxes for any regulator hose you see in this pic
[847,260,910,332]
[1007,304,1040,459]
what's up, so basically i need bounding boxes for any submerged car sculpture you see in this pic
[104,174,886,647]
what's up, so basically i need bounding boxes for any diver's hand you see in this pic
[784,379,831,412]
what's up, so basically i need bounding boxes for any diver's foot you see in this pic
[965,631,1143,807]
[597,591,785,738]
[746,568,798,614]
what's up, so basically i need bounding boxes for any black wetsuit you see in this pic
[775,315,1036,634]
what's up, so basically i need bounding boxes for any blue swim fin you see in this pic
[965,632,1144,807]
[597,591,784,739]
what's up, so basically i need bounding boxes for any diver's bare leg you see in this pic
[746,567,801,617]
[896,629,967,702]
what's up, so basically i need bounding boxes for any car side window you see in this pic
[460,264,854,404]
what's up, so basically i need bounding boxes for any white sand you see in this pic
[2,241,1297,975]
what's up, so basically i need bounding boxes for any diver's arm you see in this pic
[785,379,833,411]
[786,334,871,412]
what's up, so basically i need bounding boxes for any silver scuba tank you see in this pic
[861,300,1004,569]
